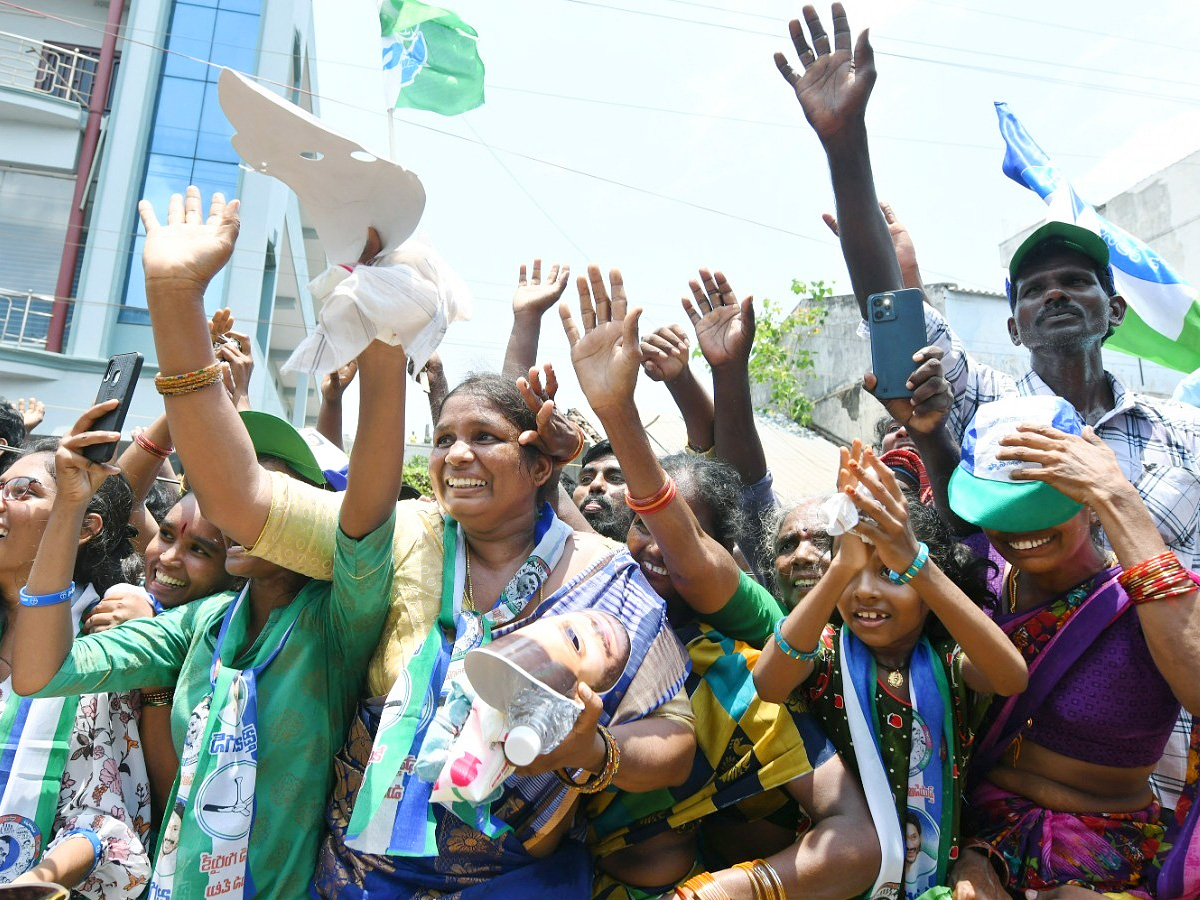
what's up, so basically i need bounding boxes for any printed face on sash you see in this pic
[904,819,921,865]
[489,611,631,696]
[903,809,938,884]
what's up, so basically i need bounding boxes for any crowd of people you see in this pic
[2,5,1199,900]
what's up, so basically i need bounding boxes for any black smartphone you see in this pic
[867,288,927,400]
[83,352,144,463]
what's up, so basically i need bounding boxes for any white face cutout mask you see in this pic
[218,67,425,263]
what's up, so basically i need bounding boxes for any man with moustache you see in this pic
[572,440,636,542]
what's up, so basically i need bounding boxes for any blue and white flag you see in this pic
[996,102,1200,373]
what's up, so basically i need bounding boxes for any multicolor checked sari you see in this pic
[586,623,835,899]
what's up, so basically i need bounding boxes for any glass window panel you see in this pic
[121,233,149,311]
[207,10,260,79]
[148,77,205,158]
[0,171,73,296]
[142,154,193,214]
[218,0,260,13]
[195,81,237,163]
[163,3,216,81]
[189,159,240,201]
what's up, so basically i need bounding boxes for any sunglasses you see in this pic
[0,476,45,502]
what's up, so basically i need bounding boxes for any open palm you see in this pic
[775,3,875,143]
[683,269,753,370]
[139,186,240,291]
[560,265,642,415]
[513,259,570,317]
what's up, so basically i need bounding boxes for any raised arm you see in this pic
[137,187,271,548]
[823,201,925,296]
[339,342,407,539]
[502,259,570,377]
[317,360,358,449]
[777,4,901,317]
[684,269,766,484]
[1000,425,1200,712]
[116,414,174,552]
[640,324,714,453]
[561,265,739,613]
[12,402,122,694]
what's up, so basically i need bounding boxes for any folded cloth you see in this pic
[819,486,875,543]
[283,233,471,377]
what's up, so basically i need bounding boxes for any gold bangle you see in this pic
[141,688,174,707]
[553,724,621,794]
[679,872,733,900]
[757,860,786,900]
[154,362,225,397]
[733,862,766,900]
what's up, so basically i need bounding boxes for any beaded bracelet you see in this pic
[772,618,821,662]
[19,582,75,607]
[154,362,225,397]
[141,688,174,707]
[1119,551,1197,605]
[134,432,174,459]
[887,541,930,585]
[61,828,104,878]
[625,477,677,516]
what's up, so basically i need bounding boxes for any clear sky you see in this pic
[312,0,1200,439]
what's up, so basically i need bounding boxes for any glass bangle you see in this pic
[18,582,76,607]
[772,618,821,661]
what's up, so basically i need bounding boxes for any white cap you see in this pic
[504,725,543,767]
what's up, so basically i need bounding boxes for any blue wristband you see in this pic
[18,582,76,607]
[887,543,930,585]
[60,827,103,877]
[773,618,821,662]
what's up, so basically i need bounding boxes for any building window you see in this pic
[120,0,263,322]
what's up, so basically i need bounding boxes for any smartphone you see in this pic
[867,288,926,400]
[83,352,144,463]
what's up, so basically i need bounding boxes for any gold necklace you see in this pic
[1007,551,1118,614]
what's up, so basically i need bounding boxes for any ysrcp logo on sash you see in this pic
[196,762,256,841]
[908,710,933,777]
[0,814,40,880]
[382,25,427,87]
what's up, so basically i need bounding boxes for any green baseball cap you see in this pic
[1008,221,1110,284]
[239,410,327,486]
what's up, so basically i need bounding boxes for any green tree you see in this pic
[402,454,433,496]
[742,280,830,426]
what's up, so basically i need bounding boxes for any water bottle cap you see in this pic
[504,725,543,766]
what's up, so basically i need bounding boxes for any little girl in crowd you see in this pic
[755,442,1027,900]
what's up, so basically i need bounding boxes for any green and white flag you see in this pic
[380,0,484,117]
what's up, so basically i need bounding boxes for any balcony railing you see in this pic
[0,32,103,108]
[0,289,58,349]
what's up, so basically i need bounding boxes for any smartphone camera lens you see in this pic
[883,297,892,307]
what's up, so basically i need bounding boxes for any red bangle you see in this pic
[134,432,173,459]
[1119,551,1196,605]
[625,476,677,516]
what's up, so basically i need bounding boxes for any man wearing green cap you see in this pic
[775,2,1200,815]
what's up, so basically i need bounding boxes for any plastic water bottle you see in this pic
[502,686,579,766]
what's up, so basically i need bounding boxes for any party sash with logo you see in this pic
[345,504,571,856]
[0,585,97,883]
[147,584,308,900]
[841,629,954,900]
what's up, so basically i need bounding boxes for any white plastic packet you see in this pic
[429,696,513,806]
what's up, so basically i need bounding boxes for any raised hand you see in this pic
[824,201,921,289]
[321,360,359,403]
[640,325,691,383]
[209,307,235,344]
[831,442,872,574]
[863,345,951,435]
[53,400,122,505]
[682,269,754,371]
[138,185,241,293]
[559,265,643,417]
[843,447,921,575]
[215,330,254,411]
[16,397,44,434]
[516,363,581,462]
[775,3,875,144]
[513,259,571,318]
